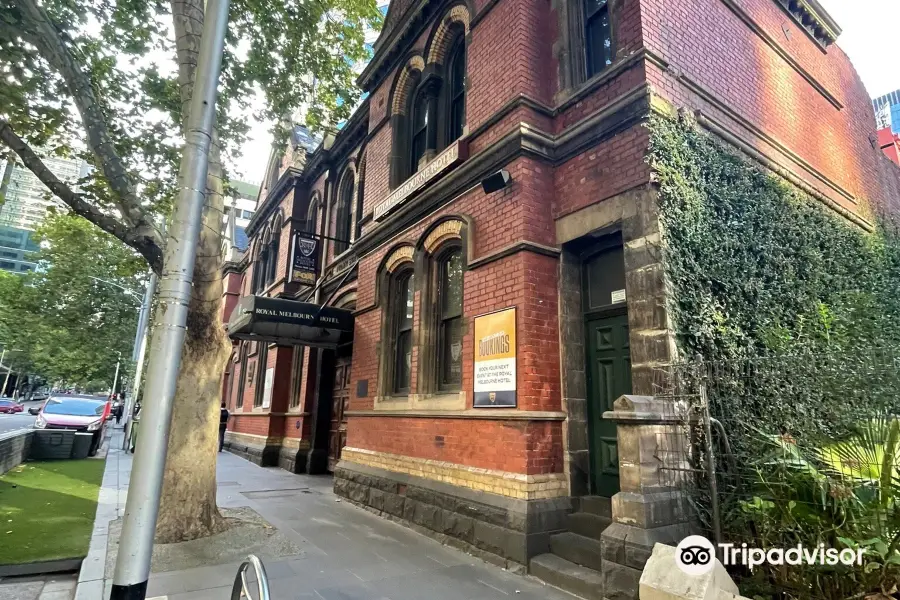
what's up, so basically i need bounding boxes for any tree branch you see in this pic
[13,0,149,228]
[0,119,164,273]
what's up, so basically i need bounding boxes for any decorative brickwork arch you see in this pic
[390,55,425,116]
[426,4,471,66]
[423,219,464,254]
[384,245,415,273]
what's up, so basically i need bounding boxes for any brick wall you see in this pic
[640,0,888,213]
[346,417,563,475]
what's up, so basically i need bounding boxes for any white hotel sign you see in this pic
[374,140,467,221]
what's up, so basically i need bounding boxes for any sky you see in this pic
[232,0,900,186]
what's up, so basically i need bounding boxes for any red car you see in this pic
[34,395,110,455]
[0,399,24,413]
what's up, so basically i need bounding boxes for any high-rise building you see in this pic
[0,156,85,231]
[873,89,900,133]
[0,225,40,274]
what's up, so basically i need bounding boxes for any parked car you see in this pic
[34,395,111,456]
[0,399,23,414]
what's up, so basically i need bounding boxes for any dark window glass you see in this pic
[410,90,428,175]
[267,233,279,285]
[306,205,318,235]
[447,40,466,143]
[438,249,463,390]
[255,248,268,292]
[585,0,612,77]
[335,175,353,255]
[393,273,414,393]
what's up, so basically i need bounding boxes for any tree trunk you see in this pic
[154,143,231,541]
[154,0,231,543]
[0,153,15,209]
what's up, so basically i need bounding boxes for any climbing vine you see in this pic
[650,114,900,598]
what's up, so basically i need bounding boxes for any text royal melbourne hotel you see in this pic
[219,0,900,595]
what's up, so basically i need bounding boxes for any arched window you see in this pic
[393,271,415,393]
[409,89,429,175]
[306,200,319,235]
[437,248,463,390]
[266,229,279,285]
[446,37,466,143]
[585,0,612,76]
[253,236,268,294]
[334,173,354,255]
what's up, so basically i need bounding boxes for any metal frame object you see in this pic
[231,555,271,600]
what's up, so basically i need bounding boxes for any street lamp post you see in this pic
[110,0,231,596]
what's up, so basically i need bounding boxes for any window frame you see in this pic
[392,270,415,395]
[252,343,269,408]
[584,0,613,78]
[333,172,354,256]
[436,247,464,392]
[409,87,429,175]
[445,35,467,144]
[266,229,279,286]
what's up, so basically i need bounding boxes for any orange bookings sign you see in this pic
[473,307,517,408]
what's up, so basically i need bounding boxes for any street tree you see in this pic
[0,213,143,387]
[0,0,379,541]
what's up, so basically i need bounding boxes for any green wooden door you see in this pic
[586,313,632,496]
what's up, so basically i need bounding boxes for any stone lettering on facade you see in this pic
[374,141,466,221]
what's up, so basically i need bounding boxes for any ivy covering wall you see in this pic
[649,115,900,598]
[650,114,900,437]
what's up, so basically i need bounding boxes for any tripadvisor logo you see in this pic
[675,535,864,576]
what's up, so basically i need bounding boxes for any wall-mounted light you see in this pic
[481,170,512,194]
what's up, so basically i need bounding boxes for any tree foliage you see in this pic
[0,213,144,387]
[0,0,381,270]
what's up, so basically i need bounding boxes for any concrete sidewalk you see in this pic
[77,430,574,600]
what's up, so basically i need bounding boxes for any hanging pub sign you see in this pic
[473,307,517,408]
[290,232,319,285]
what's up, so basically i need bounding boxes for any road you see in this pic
[0,412,35,435]
[0,401,40,435]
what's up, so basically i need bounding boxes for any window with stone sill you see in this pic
[393,271,415,394]
[237,346,248,409]
[334,172,354,255]
[289,345,304,410]
[437,248,464,390]
[266,230,279,286]
[253,344,268,408]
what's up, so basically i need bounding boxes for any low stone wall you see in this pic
[223,431,281,466]
[334,460,572,570]
[0,430,33,475]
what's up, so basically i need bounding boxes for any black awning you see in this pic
[227,296,354,348]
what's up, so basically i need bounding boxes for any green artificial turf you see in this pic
[0,459,105,564]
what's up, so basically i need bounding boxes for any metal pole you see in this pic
[124,271,157,449]
[110,0,230,596]
[111,358,121,397]
[0,348,6,396]
[2,368,11,399]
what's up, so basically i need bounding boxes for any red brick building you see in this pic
[878,126,900,167]
[221,0,899,595]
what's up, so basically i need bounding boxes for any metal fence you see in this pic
[652,352,900,598]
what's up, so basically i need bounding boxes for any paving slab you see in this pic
[76,430,575,600]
